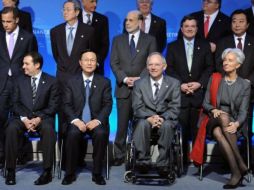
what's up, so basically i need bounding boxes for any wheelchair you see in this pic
[124,122,183,184]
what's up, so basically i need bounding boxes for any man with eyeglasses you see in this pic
[186,0,231,53]
[62,50,112,185]
[50,0,95,143]
[78,0,109,76]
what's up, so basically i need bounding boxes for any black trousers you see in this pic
[114,96,133,160]
[5,118,56,170]
[179,107,200,164]
[0,77,13,160]
[64,124,108,175]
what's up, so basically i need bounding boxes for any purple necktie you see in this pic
[8,33,15,58]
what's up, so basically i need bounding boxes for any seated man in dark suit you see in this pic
[5,51,59,185]
[1,0,33,33]
[62,50,112,185]
[132,52,181,176]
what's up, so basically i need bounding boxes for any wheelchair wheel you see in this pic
[124,171,135,183]
[174,146,182,177]
[167,171,176,184]
[125,143,131,171]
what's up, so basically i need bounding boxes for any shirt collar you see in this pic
[150,75,163,87]
[129,30,140,39]
[31,71,42,80]
[82,72,94,83]
[233,33,246,41]
[6,25,19,36]
[66,21,78,30]
[183,37,195,46]
[204,9,219,18]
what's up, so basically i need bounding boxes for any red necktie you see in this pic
[237,38,242,50]
[141,16,146,32]
[204,15,210,38]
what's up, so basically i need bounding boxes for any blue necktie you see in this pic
[67,27,74,56]
[130,34,135,57]
[82,79,91,123]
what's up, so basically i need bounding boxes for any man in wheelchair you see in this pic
[132,52,181,177]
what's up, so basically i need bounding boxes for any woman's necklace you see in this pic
[224,76,237,86]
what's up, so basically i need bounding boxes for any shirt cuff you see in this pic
[71,118,79,124]
[123,77,128,84]
[20,116,28,121]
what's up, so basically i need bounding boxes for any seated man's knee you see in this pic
[93,126,107,139]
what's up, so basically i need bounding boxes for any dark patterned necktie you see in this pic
[237,38,242,50]
[31,77,37,104]
[67,27,74,56]
[87,14,92,25]
[154,82,159,100]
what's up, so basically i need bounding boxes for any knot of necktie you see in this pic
[86,14,92,25]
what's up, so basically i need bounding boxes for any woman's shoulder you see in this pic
[237,77,251,89]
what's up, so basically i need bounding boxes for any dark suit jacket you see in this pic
[0,28,38,93]
[50,22,95,82]
[12,72,59,120]
[165,38,213,107]
[110,32,157,99]
[62,74,112,134]
[215,34,254,102]
[245,7,254,37]
[78,11,109,72]
[203,76,250,126]
[0,9,33,33]
[123,13,166,53]
[180,11,231,44]
[132,75,181,126]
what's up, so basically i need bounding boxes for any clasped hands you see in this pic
[211,109,240,134]
[23,117,41,132]
[73,119,99,132]
[181,82,201,94]
[147,115,164,128]
[125,77,140,87]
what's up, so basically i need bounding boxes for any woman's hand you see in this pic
[224,121,240,134]
[211,109,225,118]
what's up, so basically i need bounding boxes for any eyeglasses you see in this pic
[81,59,97,63]
[202,0,218,4]
[138,0,151,4]
[62,8,75,12]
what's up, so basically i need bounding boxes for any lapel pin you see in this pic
[166,85,168,88]
[137,49,140,53]
[248,43,251,46]
[93,85,96,88]
[81,35,84,38]
[197,46,200,50]
[154,20,157,23]
[95,19,98,22]
[20,37,23,40]
[42,81,45,84]
[218,19,221,22]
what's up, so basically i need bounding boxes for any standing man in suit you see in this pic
[61,50,112,185]
[1,0,33,33]
[188,0,231,53]
[50,0,95,137]
[0,6,37,164]
[132,52,181,175]
[166,15,213,166]
[136,0,166,53]
[78,0,109,75]
[215,10,254,101]
[245,0,254,36]
[5,51,59,185]
[110,10,157,166]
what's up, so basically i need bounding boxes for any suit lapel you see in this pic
[208,12,223,37]
[91,12,99,26]
[59,24,69,56]
[243,35,253,55]
[148,14,156,34]
[24,76,34,108]
[179,39,190,73]
[123,34,132,59]
[156,77,169,102]
[144,77,154,104]
[11,30,24,61]
[34,73,46,105]
[191,40,202,73]
[0,33,10,60]
[71,22,84,56]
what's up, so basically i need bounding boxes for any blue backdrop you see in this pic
[0,0,252,138]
